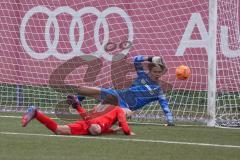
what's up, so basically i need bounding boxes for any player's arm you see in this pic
[76,106,89,120]
[103,127,135,135]
[101,128,116,134]
[116,109,133,135]
[104,126,122,134]
[111,126,122,132]
[134,55,149,76]
[134,55,168,74]
[158,92,174,126]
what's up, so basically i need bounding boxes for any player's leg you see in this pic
[72,87,122,113]
[78,86,101,99]
[116,96,133,117]
[55,125,71,135]
[100,88,122,105]
[22,106,71,134]
[77,85,127,108]
[67,94,88,119]
[21,105,38,127]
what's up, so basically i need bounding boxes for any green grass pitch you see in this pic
[0,113,240,160]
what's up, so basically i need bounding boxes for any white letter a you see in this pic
[176,13,209,56]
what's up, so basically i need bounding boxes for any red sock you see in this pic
[35,111,57,133]
[76,105,88,119]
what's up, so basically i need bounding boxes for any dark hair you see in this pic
[148,63,167,74]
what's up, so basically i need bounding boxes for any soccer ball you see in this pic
[176,65,190,80]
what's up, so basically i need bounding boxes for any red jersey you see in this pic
[67,105,131,135]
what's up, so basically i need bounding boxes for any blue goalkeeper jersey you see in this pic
[100,55,173,123]
[117,56,168,110]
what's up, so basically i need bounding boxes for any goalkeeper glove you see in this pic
[148,56,168,74]
[148,56,165,67]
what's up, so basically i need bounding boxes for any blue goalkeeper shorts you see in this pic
[100,88,129,109]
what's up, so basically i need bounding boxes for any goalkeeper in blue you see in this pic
[77,55,174,126]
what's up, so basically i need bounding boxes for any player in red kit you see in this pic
[22,95,135,136]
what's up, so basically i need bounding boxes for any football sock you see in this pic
[35,111,57,133]
[76,105,88,119]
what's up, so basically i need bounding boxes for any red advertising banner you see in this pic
[0,0,239,91]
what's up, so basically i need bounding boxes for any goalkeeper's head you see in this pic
[148,62,167,80]
[88,124,101,136]
[148,56,167,74]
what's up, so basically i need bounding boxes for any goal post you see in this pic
[0,0,239,127]
[207,0,217,127]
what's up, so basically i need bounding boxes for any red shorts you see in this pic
[67,120,89,135]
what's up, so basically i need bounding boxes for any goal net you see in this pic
[216,0,240,127]
[0,0,239,127]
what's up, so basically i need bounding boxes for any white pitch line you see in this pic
[0,131,240,149]
[0,115,22,118]
[1,115,239,128]
[0,115,60,119]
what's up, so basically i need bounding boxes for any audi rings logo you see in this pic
[20,6,134,61]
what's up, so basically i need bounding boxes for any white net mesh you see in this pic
[0,0,239,126]
[216,0,240,127]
